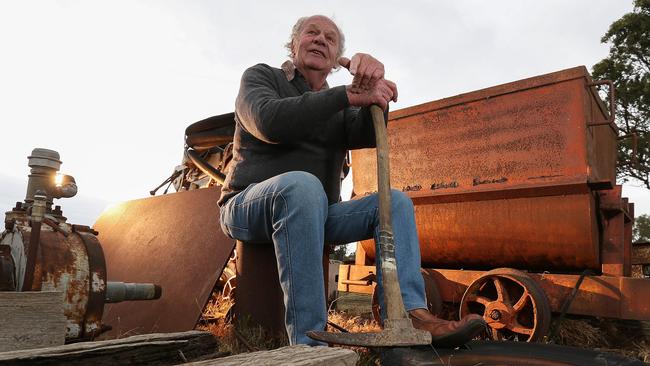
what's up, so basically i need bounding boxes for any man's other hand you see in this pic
[346,78,398,111]
[338,53,385,91]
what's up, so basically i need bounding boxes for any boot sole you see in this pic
[430,319,486,348]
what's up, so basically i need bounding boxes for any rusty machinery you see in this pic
[337,66,650,342]
[85,112,237,339]
[151,65,650,343]
[0,148,161,342]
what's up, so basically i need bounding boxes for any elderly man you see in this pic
[218,15,485,346]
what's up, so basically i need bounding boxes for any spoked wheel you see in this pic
[218,266,236,300]
[372,269,443,325]
[216,250,237,300]
[460,268,551,342]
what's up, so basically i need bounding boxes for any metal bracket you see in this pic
[586,80,617,133]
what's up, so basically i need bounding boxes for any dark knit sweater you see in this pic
[218,63,378,206]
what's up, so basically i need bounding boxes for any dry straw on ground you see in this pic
[197,293,382,364]
[552,317,650,363]
[198,292,650,364]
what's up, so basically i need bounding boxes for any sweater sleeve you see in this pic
[235,64,350,144]
[344,106,389,149]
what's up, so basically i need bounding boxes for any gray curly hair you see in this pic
[284,15,346,69]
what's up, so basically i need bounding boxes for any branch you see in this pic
[637,52,650,72]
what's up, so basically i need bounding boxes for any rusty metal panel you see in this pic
[584,83,617,186]
[93,187,234,338]
[534,273,622,318]
[426,269,650,321]
[600,186,627,277]
[352,66,616,198]
[624,201,634,276]
[426,268,480,304]
[620,276,650,319]
[361,192,600,271]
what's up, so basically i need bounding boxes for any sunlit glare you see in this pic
[54,173,63,187]
[99,202,125,218]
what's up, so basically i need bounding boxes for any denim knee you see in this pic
[276,171,328,209]
[370,190,414,230]
[390,189,414,212]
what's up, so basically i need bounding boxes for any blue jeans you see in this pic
[220,171,426,345]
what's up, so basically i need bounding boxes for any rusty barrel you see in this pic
[1,225,107,340]
[234,240,286,336]
[352,66,617,272]
[234,240,333,338]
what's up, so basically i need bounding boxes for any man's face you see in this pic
[292,16,340,74]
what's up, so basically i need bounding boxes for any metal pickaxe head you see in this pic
[308,318,431,347]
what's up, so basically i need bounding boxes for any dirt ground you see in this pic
[197,294,650,365]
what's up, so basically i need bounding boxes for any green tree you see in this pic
[592,0,650,188]
[635,214,650,242]
[330,244,355,262]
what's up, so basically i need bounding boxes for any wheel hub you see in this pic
[484,300,513,329]
[489,309,501,320]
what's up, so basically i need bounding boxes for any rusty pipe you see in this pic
[53,174,78,199]
[25,148,61,207]
[21,191,46,291]
[185,148,226,185]
[340,279,373,286]
[105,282,162,303]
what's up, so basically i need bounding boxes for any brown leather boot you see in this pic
[409,309,486,347]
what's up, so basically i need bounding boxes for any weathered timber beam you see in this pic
[0,291,66,352]
[0,330,218,366]
[183,345,358,366]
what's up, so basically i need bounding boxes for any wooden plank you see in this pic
[337,264,375,295]
[334,293,373,316]
[0,291,66,352]
[185,345,358,366]
[0,330,218,366]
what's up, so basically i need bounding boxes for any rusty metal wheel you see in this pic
[460,268,551,342]
[372,269,443,325]
[219,250,237,300]
[219,266,236,300]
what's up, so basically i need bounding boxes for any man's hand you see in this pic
[346,78,398,111]
[339,53,398,110]
[338,53,385,91]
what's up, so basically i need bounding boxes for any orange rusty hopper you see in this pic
[352,66,617,272]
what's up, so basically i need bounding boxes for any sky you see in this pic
[0,0,648,225]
